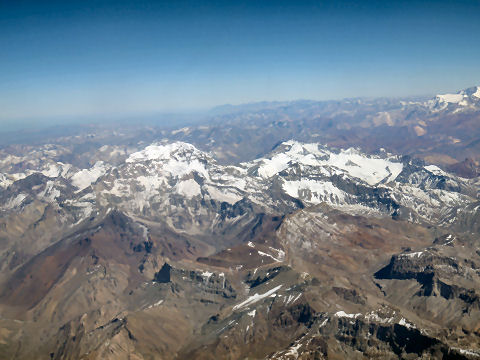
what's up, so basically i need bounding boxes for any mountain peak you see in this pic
[435,86,480,103]
[427,85,480,112]
[468,85,480,99]
[126,141,204,164]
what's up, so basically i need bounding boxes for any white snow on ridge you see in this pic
[434,86,480,106]
[166,158,209,179]
[232,285,282,311]
[335,311,362,319]
[257,250,283,262]
[257,141,402,185]
[0,173,12,189]
[282,179,346,204]
[473,86,480,99]
[40,162,72,178]
[176,179,201,198]
[327,149,403,185]
[398,317,415,329]
[127,142,197,162]
[126,142,209,179]
[364,311,395,324]
[41,163,62,178]
[399,251,425,258]
[71,161,107,191]
[424,164,447,176]
[135,175,165,192]
[257,141,323,179]
[6,193,27,209]
[269,247,286,261]
[39,180,61,201]
[454,348,480,357]
[204,185,243,204]
[200,270,214,282]
[283,341,303,358]
[258,153,292,178]
[436,93,465,104]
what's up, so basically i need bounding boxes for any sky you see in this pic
[1,0,480,124]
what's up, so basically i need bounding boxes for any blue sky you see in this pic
[1,0,480,123]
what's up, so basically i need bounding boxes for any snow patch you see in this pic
[233,285,283,311]
[205,185,242,204]
[436,93,465,104]
[259,141,403,185]
[199,270,214,283]
[6,193,27,209]
[327,149,403,185]
[147,299,164,309]
[454,348,480,357]
[399,251,425,258]
[176,179,201,198]
[473,86,480,99]
[258,153,292,178]
[71,162,107,190]
[257,250,284,262]
[282,179,346,204]
[425,164,447,176]
[126,142,210,179]
[335,311,362,319]
[398,317,415,329]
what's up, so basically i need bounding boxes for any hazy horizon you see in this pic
[1,0,480,124]
[0,87,472,134]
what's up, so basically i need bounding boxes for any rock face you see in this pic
[1,90,480,359]
[153,262,237,299]
[374,236,480,331]
[154,262,172,283]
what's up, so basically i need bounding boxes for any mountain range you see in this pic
[0,87,480,359]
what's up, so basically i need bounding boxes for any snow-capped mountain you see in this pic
[428,86,480,112]
[1,140,478,236]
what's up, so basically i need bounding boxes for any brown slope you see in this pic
[0,235,92,309]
